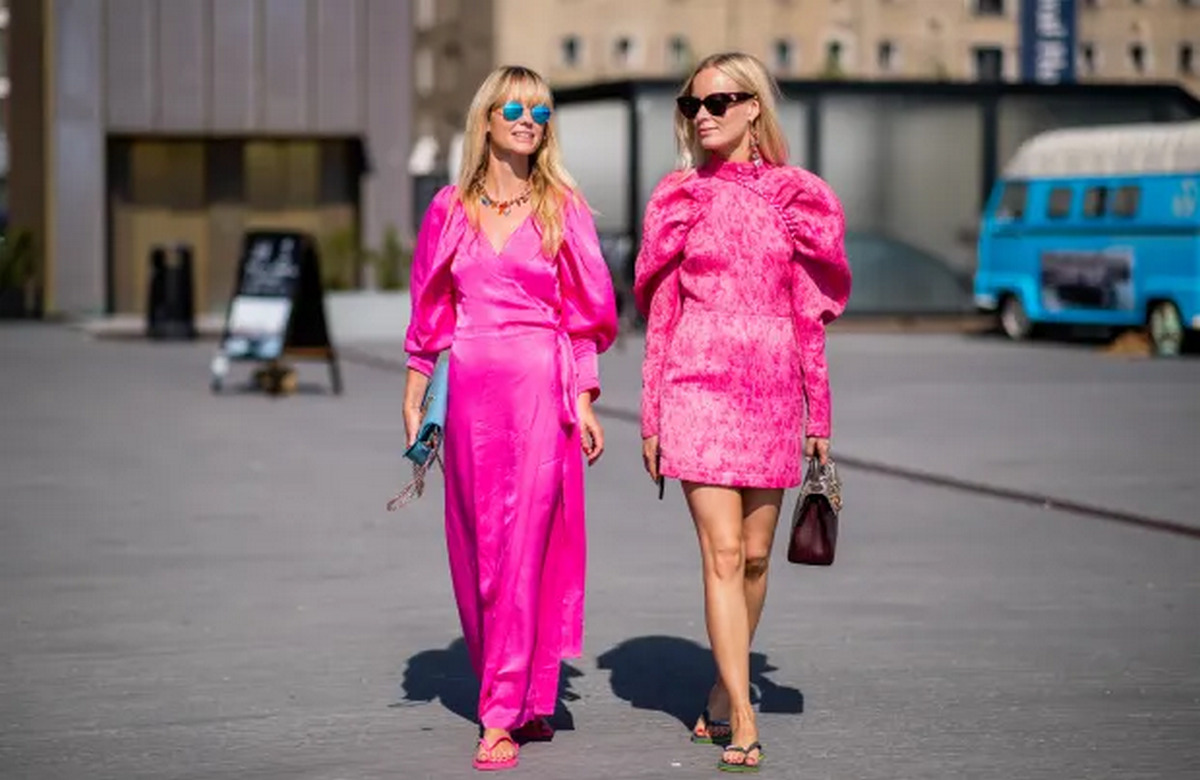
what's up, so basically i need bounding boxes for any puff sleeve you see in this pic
[632,170,704,439]
[404,185,458,376]
[778,170,852,438]
[558,195,619,399]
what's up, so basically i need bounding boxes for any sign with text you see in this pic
[1020,0,1076,84]
[1039,248,1134,313]
[212,230,342,395]
[223,233,305,360]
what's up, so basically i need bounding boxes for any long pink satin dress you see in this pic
[634,158,852,489]
[405,185,617,730]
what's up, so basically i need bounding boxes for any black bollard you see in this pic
[145,244,197,340]
[145,245,169,338]
[172,243,198,339]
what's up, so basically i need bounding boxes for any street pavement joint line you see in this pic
[341,348,1198,541]
[590,403,1200,542]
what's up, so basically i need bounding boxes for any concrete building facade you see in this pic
[414,0,1200,174]
[1,0,10,212]
[9,0,413,317]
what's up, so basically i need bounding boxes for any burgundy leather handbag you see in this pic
[787,457,842,566]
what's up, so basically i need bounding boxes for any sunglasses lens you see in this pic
[531,105,552,125]
[676,97,701,119]
[703,96,730,117]
[501,101,524,121]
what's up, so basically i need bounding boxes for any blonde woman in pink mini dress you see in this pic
[635,52,852,772]
[404,66,618,771]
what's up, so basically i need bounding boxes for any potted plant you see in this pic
[0,229,35,319]
[371,225,412,291]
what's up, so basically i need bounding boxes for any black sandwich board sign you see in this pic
[209,230,343,395]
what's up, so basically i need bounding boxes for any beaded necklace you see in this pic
[477,183,532,216]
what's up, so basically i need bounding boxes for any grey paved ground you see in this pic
[1,324,1198,780]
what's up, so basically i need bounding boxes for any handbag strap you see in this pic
[386,447,445,511]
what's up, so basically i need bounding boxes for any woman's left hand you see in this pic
[577,394,605,466]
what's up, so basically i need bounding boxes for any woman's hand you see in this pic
[805,436,831,465]
[404,404,423,449]
[642,435,660,482]
[404,368,430,448]
[577,394,605,466]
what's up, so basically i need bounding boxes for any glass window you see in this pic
[415,47,434,95]
[997,182,1028,218]
[131,141,205,210]
[613,36,636,68]
[206,140,244,203]
[245,141,319,210]
[561,35,581,67]
[1083,186,1107,218]
[668,36,690,71]
[1079,42,1096,75]
[973,46,1005,81]
[1047,187,1073,219]
[1112,185,1140,217]
[774,39,795,72]
[823,40,844,76]
[415,0,436,30]
[1129,43,1147,74]
[877,41,896,73]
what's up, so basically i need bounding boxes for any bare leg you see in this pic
[683,482,757,758]
[696,489,782,746]
[742,488,784,642]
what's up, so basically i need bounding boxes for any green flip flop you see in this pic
[718,741,764,773]
[691,708,732,745]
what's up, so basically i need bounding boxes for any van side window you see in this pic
[1112,185,1140,217]
[1083,186,1107,218]
[997,182,1028,219]
[1047,187,1073,219]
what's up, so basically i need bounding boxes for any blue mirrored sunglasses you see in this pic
[500,100,552,125]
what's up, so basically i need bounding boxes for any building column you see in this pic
[7,0,47,312]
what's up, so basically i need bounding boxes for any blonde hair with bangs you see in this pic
[674,52,789,169]
[457,65,579,257]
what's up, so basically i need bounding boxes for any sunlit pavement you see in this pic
[2,324,1197,780]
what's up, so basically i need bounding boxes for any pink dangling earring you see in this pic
[750,123,763,170]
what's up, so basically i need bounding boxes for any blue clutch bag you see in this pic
[404,357,449,466]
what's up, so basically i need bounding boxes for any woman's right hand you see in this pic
[403,368,431,448]
[642,435,660,482]
[404,404,423,449]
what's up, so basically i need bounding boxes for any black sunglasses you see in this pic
[676,92,756,119]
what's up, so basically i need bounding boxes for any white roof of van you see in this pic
[1003,119,1200,178]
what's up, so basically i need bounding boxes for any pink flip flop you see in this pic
[472,734,519,771]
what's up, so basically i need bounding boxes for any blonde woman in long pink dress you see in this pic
[403,65,618,771]
[635,53,852,772]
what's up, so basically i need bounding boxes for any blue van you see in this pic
[975,120,1200,356]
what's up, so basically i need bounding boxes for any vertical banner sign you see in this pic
[1020,0,1077,84]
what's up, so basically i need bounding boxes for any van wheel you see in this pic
[1147,301,1184,357]
[999,295,1032,341]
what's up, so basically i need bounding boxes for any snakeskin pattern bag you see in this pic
[787,457,842,566]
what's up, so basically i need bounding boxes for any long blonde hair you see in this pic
[674,52,789,169]
[456,65,579,257]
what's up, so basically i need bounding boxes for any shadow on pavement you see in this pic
[596,635,804,729]
[394,637,582,731]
